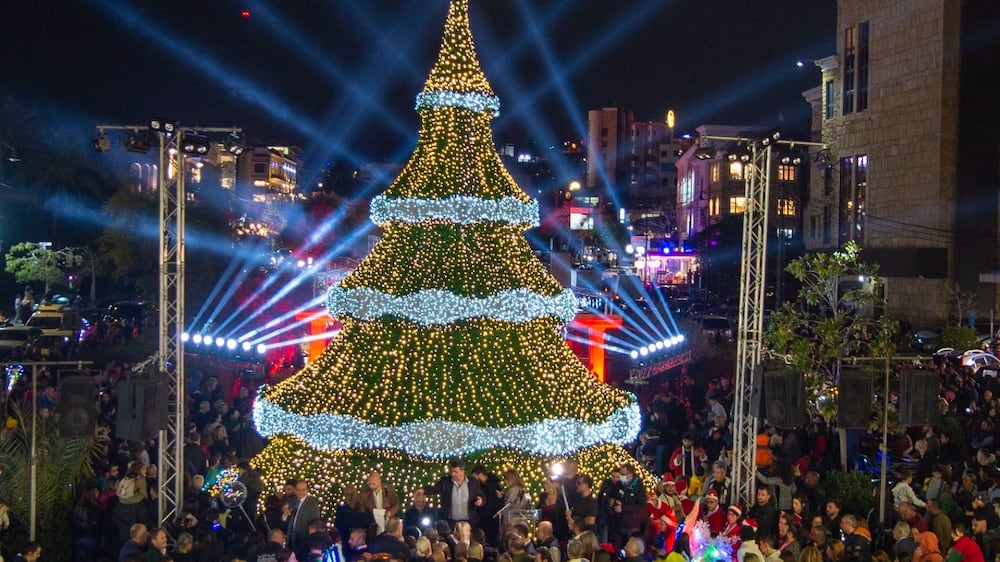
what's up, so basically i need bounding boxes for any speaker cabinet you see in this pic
[763,367,808,428]
[60,376,96,438]
[117,378,167,442]
[838,368,874,429]
[899,367,940,426]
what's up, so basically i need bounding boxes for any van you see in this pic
[26,304,82,341]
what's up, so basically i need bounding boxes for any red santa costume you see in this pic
[721,504,743,541]
[701,489,725,536]
[647,486,678,552]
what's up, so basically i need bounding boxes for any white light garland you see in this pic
[370,194,539,227]
[327,286,578,325]
[415,90,500,115]
[253,395,641,458]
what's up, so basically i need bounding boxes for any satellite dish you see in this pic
[220,481,248,508]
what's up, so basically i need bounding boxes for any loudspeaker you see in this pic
[117,378,167,442]
[837,368,873,429]
[763,367,808,428]
[899,367,940,426]
[60,376,96,438]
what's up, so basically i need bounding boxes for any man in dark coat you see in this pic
[369,517,411,561]
[424,460,484,527]
[289,479,322,554]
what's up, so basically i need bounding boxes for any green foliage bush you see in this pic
[940,325,977,351]
[822,470,875,517]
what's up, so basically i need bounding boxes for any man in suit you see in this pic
[289,479,322,552]
[359,471,400,533]
[369,517,411,561]
[425,459,485,527]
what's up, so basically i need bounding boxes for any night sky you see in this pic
[1,0,836,170]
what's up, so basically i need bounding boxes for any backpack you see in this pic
[117,477,138,502]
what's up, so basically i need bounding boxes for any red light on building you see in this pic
[240,9,251,18]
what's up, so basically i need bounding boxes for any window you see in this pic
[843,26,856,114]
[729,161,744,180]
[838,154,868,245]
[810,215,818,239]
[711,162,721,183]
[776,228,794,239]
[709,197,721,216]
[858,22,870,111]
[825,80,835,119]
[777,199,796,216]
[729,197,746,214]
[777,165,797,182]
[843,21,870,115]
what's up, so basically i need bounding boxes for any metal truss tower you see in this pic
[699,133,825,507]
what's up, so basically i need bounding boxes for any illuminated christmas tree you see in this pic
[252,0,644,510]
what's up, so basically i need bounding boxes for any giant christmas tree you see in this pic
[252,0,644,510]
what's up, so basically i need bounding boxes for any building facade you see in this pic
[803,0,1000,326]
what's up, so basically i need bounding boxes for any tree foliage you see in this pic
[763,242,898,417]
[0,404,102,560]
[4,243,63,292]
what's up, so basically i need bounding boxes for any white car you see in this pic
[959,350,1000,376]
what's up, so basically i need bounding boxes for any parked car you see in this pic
[695,315,734,343]
[960,350,1000,375]
[910,329,942,352]
[0,326,43,360]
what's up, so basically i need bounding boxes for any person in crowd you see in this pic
[949,522,985,562]
[359,471,400,532]
[702,462,731,506]
[915,531,945,562]
[610,463,646,548]
[404,488,439,533]
[370,516,411,561]
[144,527,170,562]
[927,499,953,551]
[700,489,724,536]
[289,479,322,553]
[893,472,927,510]
[424,460,485,528]
[118,523,148,562]
[840,515,871,562]
[893,522,918,561]
[775,512,801,560]
[568,474,598,533]
[12,541,42,562]
[748,486,777,539]
[668,433,707,480]
[900,502,929,534]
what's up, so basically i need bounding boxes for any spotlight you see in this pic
[630,350,639,360]
[203,335,214,346]
[241,342,252,352]
[124,131,154,154]
[224,132,246,156]
[215,338,225,348]
[256,344,267,355]
[727,144,751,163]
[655,341,664,351]
[192,334,203,345]
[150,116,177,135]
[93,132,112,153]
[226,339,237,350]
[180,134,211,155]
[640,347,649,356]
[181,332,190,342]
[780,154,803,166]
[694,146,716,160]
[761,128,782,147]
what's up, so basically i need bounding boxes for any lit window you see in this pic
[776,228,794,239]
[730,197,746,214]
[729,162,743,180]
[777,165,796,182]
[777,199,796,216]
[711,162,720,183]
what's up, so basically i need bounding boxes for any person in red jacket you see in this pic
[668,433,707,479]
[701,489,725,536]
[950,522,985,562]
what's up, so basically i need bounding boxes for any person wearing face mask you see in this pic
[610,463,647,550]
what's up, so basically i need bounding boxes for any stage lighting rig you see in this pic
[180,134,211,156]
[125,131,154,154]
[93,131,112,152]
[224,132,246,156]
[149,117,177,135]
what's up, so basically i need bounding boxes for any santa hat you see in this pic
[705,488,718,499]
[662,477,676,486]
[728,504,742,517]
[743,517,758,531]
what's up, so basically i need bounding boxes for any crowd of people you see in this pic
[6,337,1000,562]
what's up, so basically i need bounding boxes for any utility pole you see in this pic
[699,132,826,507]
